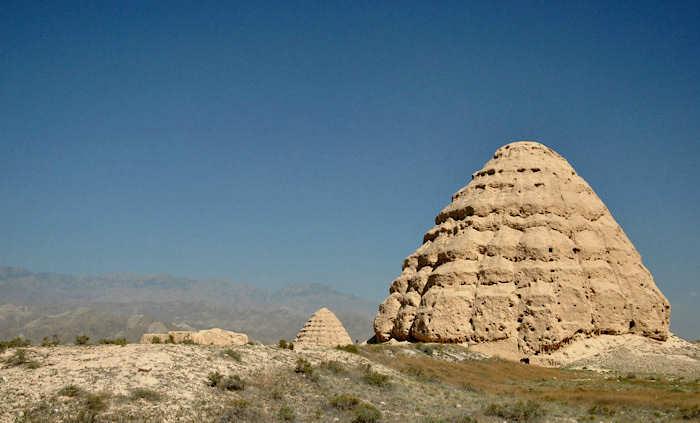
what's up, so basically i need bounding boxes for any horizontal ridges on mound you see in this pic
[294,307,353,348]
[374,141,671,354]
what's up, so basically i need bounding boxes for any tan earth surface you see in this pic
[1,340,698,422]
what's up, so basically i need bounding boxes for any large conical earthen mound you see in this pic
[294,307,353,348]
[374,141,670,355]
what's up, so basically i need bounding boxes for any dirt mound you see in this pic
[374,141,670,355]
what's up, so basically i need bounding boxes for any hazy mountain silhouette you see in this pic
[0,266,375,344]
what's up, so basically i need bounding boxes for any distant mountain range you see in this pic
[0,266,377,344]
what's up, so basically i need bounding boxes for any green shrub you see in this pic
[6,348,39,368]
[319,360,346,374]
[222,348,242,362]
[41,335,60,347]
[278,404,295,421]
[129,387,162,402]
[416,343,434,356]
[206,371,245,391]
[336,344,360,354]
[75,335,90,345]
[98,337,128,346]
[330,394,360,410]
[219,375,245,391]
[167,334,175,344]
[207,371,224,387]
[58,384,86,398]
[362,368,391,388]
[278,339,294,350]
[219,399,260,422]
[0,337,31,352]
[294,357,314,376]
[82,392,110,414]
[352,402,382,423]
[150,336,162,344]
[484,401,543,422]
[403,366,436,382]
[588,403,616,416]
[679,405,700,420]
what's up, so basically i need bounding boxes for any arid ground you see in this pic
[1,336,699,422]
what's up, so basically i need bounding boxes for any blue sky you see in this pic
[1,1,698,338]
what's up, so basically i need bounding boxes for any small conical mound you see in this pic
[294,307,353,348]
[374,141,671,354]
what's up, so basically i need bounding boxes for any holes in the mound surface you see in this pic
[534,183,544,187]
[487,168,495,175]
[474,184,486,190]
[573,247,581,254]
[548,247,553,253]
[531,168,541,172]
[629,320,636,329]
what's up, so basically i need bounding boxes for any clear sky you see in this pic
[1,2,698,337]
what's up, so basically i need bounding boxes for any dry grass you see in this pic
[359,345,700,411]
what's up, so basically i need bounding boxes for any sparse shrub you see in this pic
[294,357,314,376]
[330,394,360,410]
[82,391,110,414]
[75,335,90,345]
[352,402,382,423]
[58,384,86,398]
[484,400,543,422]
[129,387,162,402]
[461,382,480,393]
[319,360,346,374]
[403,366,435,382]
[416,343,434,356]
[41,335,60,347]
[207,371,224,387]
[167,334,175,344]
[278,404,295,421]
[278,339,294,350]
[588,403,616,416]
[336,344,360,354]
[219,375,245,391]
[362,368,391,388]
[423,417,475,423]
[99,337,128,346]
[0,337,31,352]
[679,405,700,420]
[206,371,245,391]
[219,399,260,422]
[150,336,162,344]
[222,348,242,362]
[6,348,39,368]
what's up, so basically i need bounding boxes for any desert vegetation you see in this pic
[1,340,699,422]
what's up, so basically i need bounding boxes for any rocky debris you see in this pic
[374,141,671,355]
[140,328,248,346]
[294,307,353,348]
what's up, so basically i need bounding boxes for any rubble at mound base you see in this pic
[140,328,248,346]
